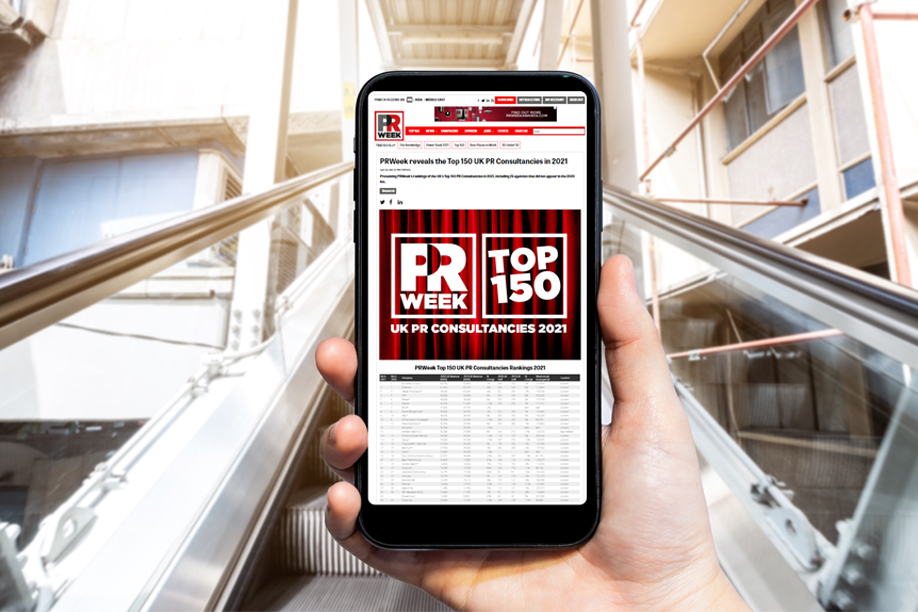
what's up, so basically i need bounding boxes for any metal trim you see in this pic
[0,162,353,352]
[48,243,355,612]
[141,251,355,611]
[698,452,824,612]
[676,379,835,573]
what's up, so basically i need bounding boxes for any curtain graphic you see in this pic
[379,209,581,360]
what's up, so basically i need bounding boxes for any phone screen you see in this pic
[366,91,588,506]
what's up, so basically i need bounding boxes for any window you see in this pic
[843,157,877,199]
[823,0,855,67]
[763,1,806,112]
[721,0,807,152]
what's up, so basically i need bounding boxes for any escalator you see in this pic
[602,186,918,612]
[1,169,917,611]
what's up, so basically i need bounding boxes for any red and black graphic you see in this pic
[434,106,557,122]
[379,209,580,361]
[483,234,566,319]
[391,233,476,319]
[375,111,404,140]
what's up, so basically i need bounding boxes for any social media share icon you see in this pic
[380,200,385,205]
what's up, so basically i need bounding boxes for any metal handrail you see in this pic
[604,186,918,371]
[606,186,918,313]
[0,161,353,351]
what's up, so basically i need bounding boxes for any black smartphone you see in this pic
[354,71,601,548]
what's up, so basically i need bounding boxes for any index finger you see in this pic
[316,337,357,404]
[320,414,368,482]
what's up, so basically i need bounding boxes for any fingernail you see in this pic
[328,422,337,444]
[628,258,639,292]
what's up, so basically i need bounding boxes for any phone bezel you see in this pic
[354,71,601,548]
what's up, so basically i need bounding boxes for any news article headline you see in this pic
[379,156,569,166]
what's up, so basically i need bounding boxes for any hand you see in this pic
[315,255,749,611]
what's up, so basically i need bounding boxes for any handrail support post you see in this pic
[847,1,913,288]
[230,0,301,350]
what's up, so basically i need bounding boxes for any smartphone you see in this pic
[354,72,601,548]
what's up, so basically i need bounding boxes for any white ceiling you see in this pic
[638,0,769,61]
[365,0,539,69]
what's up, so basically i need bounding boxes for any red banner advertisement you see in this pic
[379,209,581,360]
[433,106,558,122]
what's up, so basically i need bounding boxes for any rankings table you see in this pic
[375,373,583,505]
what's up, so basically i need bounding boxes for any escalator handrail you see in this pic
[0,161,354,351]
[604,185,918,341]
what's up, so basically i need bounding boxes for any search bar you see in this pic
[532,128,585,135]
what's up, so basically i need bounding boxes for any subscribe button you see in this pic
[495,96,516,104]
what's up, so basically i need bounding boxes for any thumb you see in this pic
[591,257,728,601]
[597,255,678,410]
[596,255,697,466]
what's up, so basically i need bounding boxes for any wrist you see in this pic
[619,560,748,612]
[664,566,749,612]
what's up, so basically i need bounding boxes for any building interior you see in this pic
[1,0,918,610]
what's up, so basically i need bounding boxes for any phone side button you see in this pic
[353,208,357,243]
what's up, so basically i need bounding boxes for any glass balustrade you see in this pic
[603,213,918,605]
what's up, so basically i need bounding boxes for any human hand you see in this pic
[315,255,749,611]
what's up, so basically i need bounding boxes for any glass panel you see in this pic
[746,62,771,133]
[720,37,745,82]
[719,0,806,149]
[607,227,909,546]
[744,3,770,48]
[763,3,806,114]
[723,57,749,152]
[824,0,855,67]
[843,157,877,199]
[0,175,350,551]
[20,152,203,267]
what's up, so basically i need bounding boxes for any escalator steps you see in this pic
[243,575,451,612]
[275,490,380,576]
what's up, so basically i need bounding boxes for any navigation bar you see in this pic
[404,126,585,136]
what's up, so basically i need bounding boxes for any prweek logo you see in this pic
[375,111,404,141]
[483,234,566,319]
[392,234,476,319]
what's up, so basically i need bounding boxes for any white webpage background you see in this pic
[368,92,587,505]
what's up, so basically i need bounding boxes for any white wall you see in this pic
[725,104,818,225]
[357,0,386,88]
[873,1,918,183]
[0,0,347,127]
[640,69,705,208]
[635,67,715,294]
